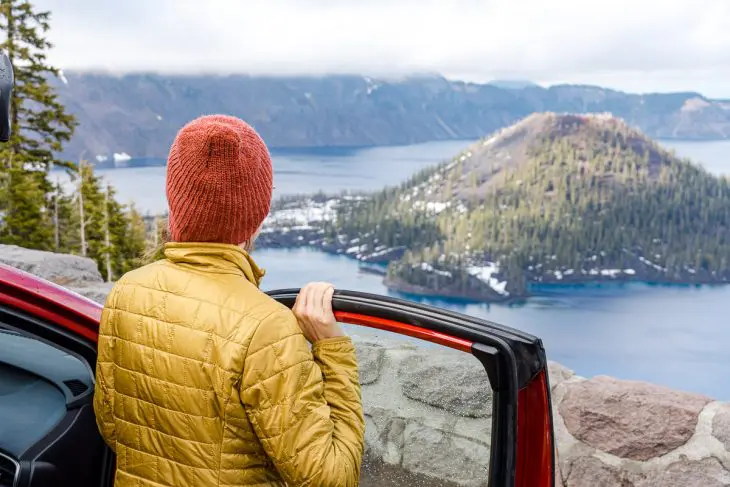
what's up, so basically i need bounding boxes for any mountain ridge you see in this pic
[51,72,730,162]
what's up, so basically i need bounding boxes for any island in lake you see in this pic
[257,112,730,302]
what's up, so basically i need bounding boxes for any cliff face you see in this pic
[3,245,730,486]
[52,72,730,161]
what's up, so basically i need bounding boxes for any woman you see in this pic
[93,115,365,486]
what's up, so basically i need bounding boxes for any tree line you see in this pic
[0,0,149,280]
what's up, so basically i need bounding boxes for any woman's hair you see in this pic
[142,217,171,264]
[141,217,258,265]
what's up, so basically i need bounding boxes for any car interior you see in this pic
[0,305,112,487]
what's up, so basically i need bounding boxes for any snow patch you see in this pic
[600,269,621,278]
[58,70,68,85]
[468,263,509,296]
[113,152,132,163]
[418,262,452,278]
[411,200,450,214]
[482,135,498,147]
[364,76,381,95]
[265,199,338,227]
[638,256,666,272]
[368,247,397,258]
[346,245,367,255]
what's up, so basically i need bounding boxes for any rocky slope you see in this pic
[52,72,730,162]
[2,245,730,486]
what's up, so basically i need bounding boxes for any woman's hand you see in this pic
[293,282,345,343]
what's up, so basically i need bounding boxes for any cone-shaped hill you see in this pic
[329,112,730,300]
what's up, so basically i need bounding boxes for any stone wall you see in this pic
[3,245,730,486]
[552,368,730,486]
[0,244,114,302]
[354,334,491,487]
[355,332,730,487]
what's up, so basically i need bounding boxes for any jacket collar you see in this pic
[163,242,265,287]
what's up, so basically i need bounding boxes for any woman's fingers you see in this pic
[305,282,320,320]
[293,282,342,342]
[293,287,307,320]
[322,285,335,320]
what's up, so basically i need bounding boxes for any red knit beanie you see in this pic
[166,115,273,244]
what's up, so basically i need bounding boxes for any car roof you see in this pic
[0,262,102,340]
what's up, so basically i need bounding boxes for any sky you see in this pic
[31,0,730,98]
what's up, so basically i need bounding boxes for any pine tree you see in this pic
[102,184,112,281]
[0,0,77,248]
[69,161,106,262]
[117,203,147,274]
[49,176,73,252]
[65,162,146,279]
[0,1,76,165]
[103,185,133,278]
[0,165,51,246]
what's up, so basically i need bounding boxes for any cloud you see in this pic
[32,0,730,96]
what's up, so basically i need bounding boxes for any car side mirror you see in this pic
[0,50,14,143]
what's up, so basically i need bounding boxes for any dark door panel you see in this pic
[0,308,107,487]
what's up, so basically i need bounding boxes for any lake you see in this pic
[54,140,473,215]
[54,139,730,215]
[254,248,730,400]
[60,138,730,399]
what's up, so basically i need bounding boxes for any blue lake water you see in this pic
[60,138,730,399]
[254,248,730,399]
[54,140,473,215]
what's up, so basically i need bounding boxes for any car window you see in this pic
[349,326,491,487]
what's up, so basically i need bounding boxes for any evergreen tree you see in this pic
[0,0,77,248]
[0,165,51,246]
[67,161,105,260]
[118,203,147,274]
[49,176,74,252]
[64,162,147,279]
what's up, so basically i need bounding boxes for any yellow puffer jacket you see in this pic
[93,242,365,486]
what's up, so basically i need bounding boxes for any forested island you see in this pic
[259,112,730,302]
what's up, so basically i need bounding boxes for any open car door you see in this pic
[270,289,556,487]
[0,264,555,487]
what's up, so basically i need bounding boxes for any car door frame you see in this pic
[267,289,556,487]
[0,263,555,487]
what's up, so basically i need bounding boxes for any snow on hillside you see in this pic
[468,263,509,296]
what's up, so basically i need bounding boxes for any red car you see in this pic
[0,261,556,487]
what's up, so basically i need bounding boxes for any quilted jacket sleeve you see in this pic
[240,308,365,487]
[93,289,118,453]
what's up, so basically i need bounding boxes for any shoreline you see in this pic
[257,240,729,303]
[56,137,730,171]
